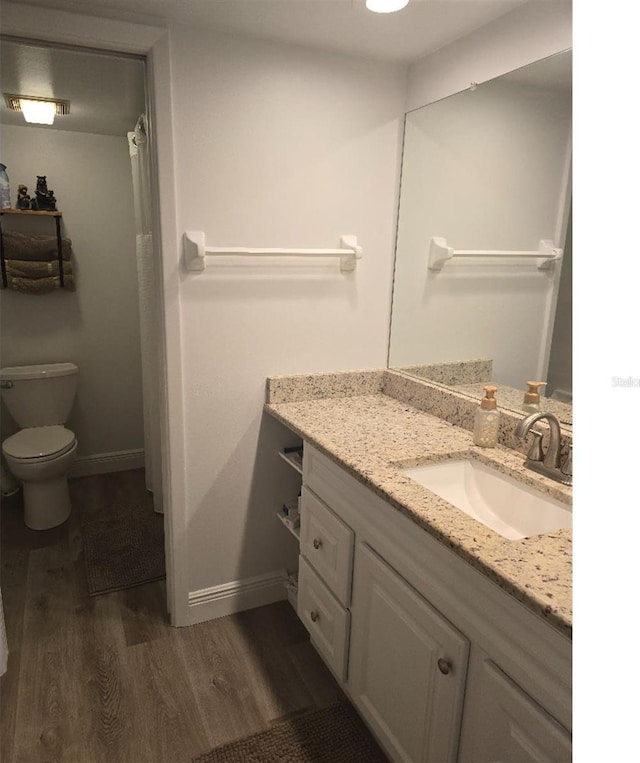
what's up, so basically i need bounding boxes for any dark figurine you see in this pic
[16,184,31,210]
[33,175,57,211]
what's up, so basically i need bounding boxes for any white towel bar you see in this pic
[428,237,562,271]
[183,231,362,273]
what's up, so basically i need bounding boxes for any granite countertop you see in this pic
[265,390,572,638]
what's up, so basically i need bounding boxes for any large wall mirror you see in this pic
[388,50,572,426]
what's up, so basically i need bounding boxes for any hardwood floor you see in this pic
[0,470,344,763]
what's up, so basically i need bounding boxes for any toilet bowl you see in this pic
[1,363,79,530]
[2,426,77,530]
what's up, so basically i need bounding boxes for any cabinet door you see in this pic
[348,543,469,763]
[458,656,571,763]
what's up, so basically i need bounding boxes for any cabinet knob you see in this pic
[310,610,319,623]
[313,538,322,550]
[437,658,452,675]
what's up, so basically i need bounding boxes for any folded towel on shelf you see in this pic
[5,259,73,279]
[4,273,76,294]
[1,231,73,261]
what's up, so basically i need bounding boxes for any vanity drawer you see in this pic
[300,486,354,607]
[298,555,350,682]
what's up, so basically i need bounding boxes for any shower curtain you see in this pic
[128,115,163,514]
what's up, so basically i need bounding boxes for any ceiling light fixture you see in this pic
[20,99,56,125]
[3,94,70,126]
[365,0,410,13]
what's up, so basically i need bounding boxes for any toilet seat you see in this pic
[2,426,76,463]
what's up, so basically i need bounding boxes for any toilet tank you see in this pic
[0,363,78,428]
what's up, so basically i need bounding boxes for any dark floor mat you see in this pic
[191,702,389,763]
[81,500,165,595]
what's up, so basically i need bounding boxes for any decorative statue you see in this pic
[16,184,31,210]
[33,175,57,211]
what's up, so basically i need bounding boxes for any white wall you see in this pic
[406,0,572,112]
[388,74,572,388]
[0,125,144,460]
[169,25,406,599]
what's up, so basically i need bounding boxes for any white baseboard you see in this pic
[187,570,288,625]
[69,448,145,478]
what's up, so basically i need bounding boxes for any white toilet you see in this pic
[1,363,78,530]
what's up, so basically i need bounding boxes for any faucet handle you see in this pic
[560,443,572,477]
[526,430,545,462]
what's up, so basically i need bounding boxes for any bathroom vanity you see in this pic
[265,371,571,763]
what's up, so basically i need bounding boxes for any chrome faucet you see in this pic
[514,412,572,486]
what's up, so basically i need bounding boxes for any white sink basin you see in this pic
[401,459,571,540]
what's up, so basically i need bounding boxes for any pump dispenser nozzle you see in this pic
[522,381,546,412]
[480,385,498,410]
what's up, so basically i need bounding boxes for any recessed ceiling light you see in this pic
[365,0,410,13]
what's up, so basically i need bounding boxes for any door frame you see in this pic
[0,2,190,625]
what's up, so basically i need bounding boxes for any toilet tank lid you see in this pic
[0,363,78,381]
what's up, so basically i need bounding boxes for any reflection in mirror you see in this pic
[388,51,572,427]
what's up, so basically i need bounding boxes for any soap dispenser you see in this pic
[522,381,546,413]
[473,385,499,448]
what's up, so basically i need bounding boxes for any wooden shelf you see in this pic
[285,571,298,613]
[278,449,303,475]
[0,208,61,217]
[276,510,300,541]
[0,208,66,289]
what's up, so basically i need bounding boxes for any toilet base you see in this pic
[23,476,71,530]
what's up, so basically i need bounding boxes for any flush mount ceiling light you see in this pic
[20,99,56,125]
[3,94,70,125]
[365,0,410,12]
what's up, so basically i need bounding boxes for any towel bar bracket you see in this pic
[338,235,362,272]
[183,230,207,272]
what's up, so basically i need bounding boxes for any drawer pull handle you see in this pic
[313,538,322,550]
[437,658,452,675]
[310,610,320,623]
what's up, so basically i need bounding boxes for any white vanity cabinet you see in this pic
[349,542,469,763]
[297,443,571,763]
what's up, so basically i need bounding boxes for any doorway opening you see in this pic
[0,36,166,598]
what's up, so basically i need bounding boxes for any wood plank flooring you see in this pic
[0,470,344,763]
